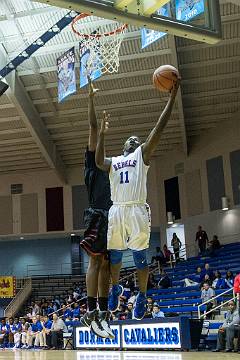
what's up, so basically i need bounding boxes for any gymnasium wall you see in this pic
[0,237,71,277]
[0,115,240,263]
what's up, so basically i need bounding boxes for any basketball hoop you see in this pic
[71,13,127,75]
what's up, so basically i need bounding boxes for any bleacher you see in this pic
[147,242,239,317]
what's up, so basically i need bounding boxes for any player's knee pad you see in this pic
[133,249,148,269]
[109,250,123,265]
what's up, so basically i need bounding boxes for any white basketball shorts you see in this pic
[107,203,151,251]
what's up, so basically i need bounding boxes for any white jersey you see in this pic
[109,146,149,204]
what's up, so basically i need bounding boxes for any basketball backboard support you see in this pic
[34,0,222,44]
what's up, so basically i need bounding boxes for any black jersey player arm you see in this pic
[88,78,99,151]
[142,80,180,165]
[95,111,112,172]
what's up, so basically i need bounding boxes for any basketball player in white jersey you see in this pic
[96,80,180,319]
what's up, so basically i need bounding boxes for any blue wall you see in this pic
[0,237,71,277]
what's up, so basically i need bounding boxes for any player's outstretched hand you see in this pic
[100,111,110,134]
[170,77,181,98]
[88,76,99,97]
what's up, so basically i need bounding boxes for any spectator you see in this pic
[128,290,137,306]
[163,244,172,263]
[72,303,80,319]
[42,315,52,349]
[151,247,165,265]
[200,263,214,282]
[225,271,234,289]
[8,317,15,347]
[20,318,29,349]
[200,274,212,289]
[234,272,240,294]
[208,235,221,256]
[201,283,215,319]
[61,304,73,320]
[145,297,153,318]
[125,302,133,319]
[46,302,54,316]
[50,313,67,350]
[213,301,239,352]
[147,273,157,290]
[158,270,171,289]
[171,233,182,263]
[152,303,165,318]
[212,271,226,289]
[12,318,22,349]
[196,225,209,254]
[0,318,10,348]
[26,316,44,349]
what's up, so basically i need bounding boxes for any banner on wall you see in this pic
[57,47,76,103]
[122,322,181,348]
[176,0,205,22]
[79,42,102,88]
[75,325,121,349]
[0,276,16,298]
[141,5,169,49]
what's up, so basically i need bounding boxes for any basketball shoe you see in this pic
[80,309,109,338]
[133,292,147,320]
[99,310,115,339]
[108,284,124,312]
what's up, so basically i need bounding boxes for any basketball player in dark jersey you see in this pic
[80,79,113,338]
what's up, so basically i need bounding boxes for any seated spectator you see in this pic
[12,318,22,349]
[195,266,202,280]
[225,271,234,289]
[145,297,153,318]
[200,263,214,282]
[158,270,171,289]
[201,283,215,319]
[8,317,15,347]
[72,303,80,319]
[152,303,165,318]
[200,274,212,289]
[50,313,67,350]
[151,247,165,265]
[26,316,44,349]
[42,315,52,349]
[213,301,239,352]
[61,304,73,320]
[212,271,227,289]
[46,302,54,317]
[0,318,10,348]
[125,302,133,320]
[20,318,29,349]
[163,244,172,263]
[147,273,157,290]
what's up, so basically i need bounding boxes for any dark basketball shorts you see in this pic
[80,207,109,256]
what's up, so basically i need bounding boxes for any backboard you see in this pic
[34,0,222,44]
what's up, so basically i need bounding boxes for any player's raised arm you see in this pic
[88,78,99,151]
[95,111,112,171]
[142,79,180,165]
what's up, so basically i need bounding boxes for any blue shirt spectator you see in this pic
[212,271,226,289]
[72,304,80,318]
[152,303,165,318]
[225,271,234,288]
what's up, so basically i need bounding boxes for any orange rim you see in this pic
[71,13,128,38]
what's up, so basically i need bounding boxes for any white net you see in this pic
[72,15,127,76]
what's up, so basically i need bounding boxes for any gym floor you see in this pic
[0,350,239,360]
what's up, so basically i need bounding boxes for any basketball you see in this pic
[153,65,180,92]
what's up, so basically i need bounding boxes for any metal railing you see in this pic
[5,278,32,318]
[197,287,234,319]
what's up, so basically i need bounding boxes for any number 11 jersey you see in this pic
[109,145,149,204]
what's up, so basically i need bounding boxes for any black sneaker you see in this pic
[99,311,115,339]
[80,310,109,338]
